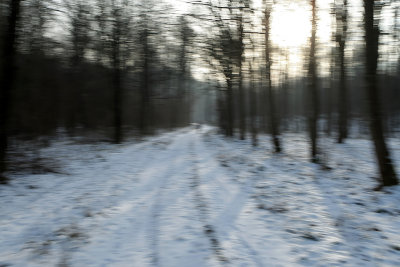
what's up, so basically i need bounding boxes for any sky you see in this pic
[45,0,398,82]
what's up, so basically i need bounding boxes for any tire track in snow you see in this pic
[189,127,265,266]
[58,130,196,266]
[189,134,229,264]
[143,130,202,266]
[200,133,292,266]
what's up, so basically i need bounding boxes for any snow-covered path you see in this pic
[1,126,400,266]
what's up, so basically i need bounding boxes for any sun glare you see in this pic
[269,1,334,79]
[270,4,311,48]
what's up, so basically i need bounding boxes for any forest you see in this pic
[1,0,400,266]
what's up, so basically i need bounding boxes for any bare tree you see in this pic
[94,0,132,143]
[308,0,319,162]
[207,0,241,137]
[111,2,122,143]
[21,0,49,53]
[138,12,153,135]
[364,0,398,187]
[249,60,258,147]
[264,1,281,152]
[68,0,90,67]
[178,16,193,97]
[335,0,348,143]
[0,0,21,181]
[177,15,194,126]
[238,9,246,140]
[65,0,91,133]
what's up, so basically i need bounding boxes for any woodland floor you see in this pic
[1,125,400,266]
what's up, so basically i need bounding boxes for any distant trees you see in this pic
[0,0,196,138]
[177,16,193,97]
[94,0,133,139]
[68,1,90,67]
[110,0,131,143]
[20,0,50,54]
[207,1,241,137]
[176,15,194,126]
[65,0,91,133]
[205,0,256,139]
[364,0,398,187]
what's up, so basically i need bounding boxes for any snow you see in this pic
[1,126,400,266]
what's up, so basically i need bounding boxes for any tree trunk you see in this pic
[1,0,21,180]
[337,0,348,143]
[226,76,234,137]
[364,0,398,187]
[139,27,151,135]
[113,65,122,143]
[265,5,281,152]
[238,15,246,140]
[238,65,246,140]
[217,90,226,135]
[249,63,258,147]
[112,30,122,143]
[308,0,318,162]
[337,56,347,143]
